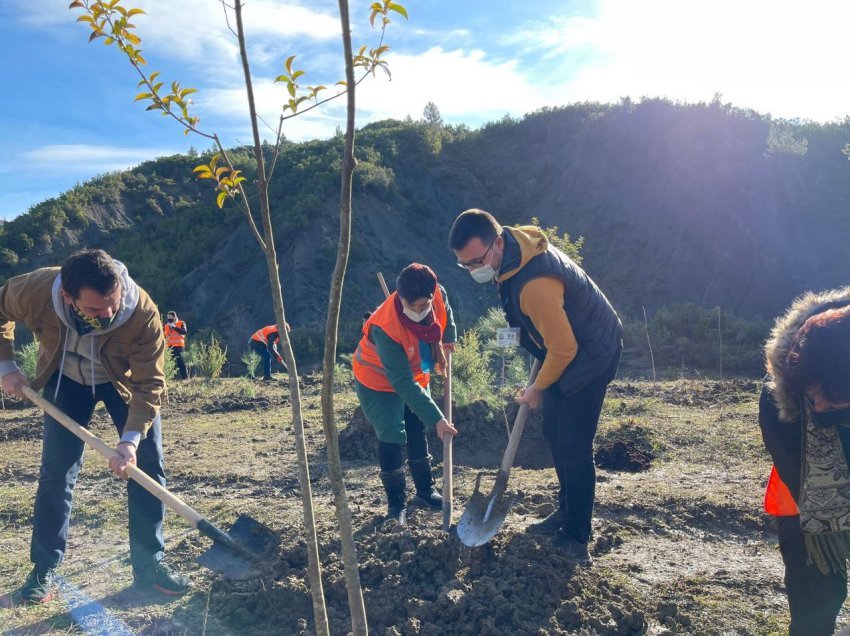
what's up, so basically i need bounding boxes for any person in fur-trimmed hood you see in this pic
[0,249,190,604]
[759,286,850,636]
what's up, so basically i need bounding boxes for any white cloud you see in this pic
[514,0,850,121]
[23,144,182,172]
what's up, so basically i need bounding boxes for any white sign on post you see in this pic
[495,327,520,348]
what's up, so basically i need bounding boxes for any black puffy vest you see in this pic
[498,228,623,395]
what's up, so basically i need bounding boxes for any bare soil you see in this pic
[0,376,846,635]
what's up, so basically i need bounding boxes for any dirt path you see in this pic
[0,377,845,634]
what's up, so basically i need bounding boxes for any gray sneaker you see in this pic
[21,567,57,604]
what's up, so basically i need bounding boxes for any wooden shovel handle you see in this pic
[499,358,542,474]
[22,385,204,528]
[442,352,453,532]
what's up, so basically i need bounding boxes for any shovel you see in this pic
[442,352,453,533]
[457,358,541,547]
[22,385,279,580]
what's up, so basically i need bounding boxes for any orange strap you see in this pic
[764,465,799,516]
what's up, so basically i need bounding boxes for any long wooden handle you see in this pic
[499,358,542,474]
[442,352,453,532]
[377,272,390,298]
[22,385,203,528]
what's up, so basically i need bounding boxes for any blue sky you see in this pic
[3,0,849,219]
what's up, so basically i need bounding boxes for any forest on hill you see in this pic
[3,98,849,376]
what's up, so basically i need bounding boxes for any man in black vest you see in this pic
[449,208,622,564]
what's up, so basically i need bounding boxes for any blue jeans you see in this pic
[31,374,166,572]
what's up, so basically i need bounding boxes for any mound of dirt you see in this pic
[207,521,647,635]
[339,402,551,469]
[595,420,657,472]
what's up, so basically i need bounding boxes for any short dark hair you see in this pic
[786,305,850,405]
[396,263,437,303]
[61,249,121,299]
[448,208,501,251]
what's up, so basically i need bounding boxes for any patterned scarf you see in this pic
[799,402,850,575]
[393,294,447,374]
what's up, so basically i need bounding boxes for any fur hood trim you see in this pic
[765,287,850,422]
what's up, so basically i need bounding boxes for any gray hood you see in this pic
[765,286,850,422]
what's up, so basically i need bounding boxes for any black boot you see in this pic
[409,456,442,509]
[526,508,564,535]
[379,468,407,524]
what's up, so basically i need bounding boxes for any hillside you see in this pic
[3,99,849,368]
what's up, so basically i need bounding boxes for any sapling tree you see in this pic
[69,1,406,633]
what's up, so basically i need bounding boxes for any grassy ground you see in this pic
[0,376,846,635]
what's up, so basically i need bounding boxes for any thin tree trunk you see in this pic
[319,1,368,633]
[234,2,329,633]
[642,305,656,384]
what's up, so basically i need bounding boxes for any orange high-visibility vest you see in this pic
[764,465,799,516]
[251,325,278,344]
[164,320,186,348]
[251,324,290,344]
[352,289,447,392]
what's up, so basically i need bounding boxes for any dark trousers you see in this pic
[169,346,188,379]
[31,374,166,572]
[377,405,429,471]
[541,349,620,544]
[777,516,847,636]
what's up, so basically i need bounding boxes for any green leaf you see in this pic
[133,92,152,101]
[192,164,210,173]
[180,88,197,98]
[287,83,296,98]
[216,191,228,209]
[388,2,408,19]
[210,153,220,171]
[291,70,305,81]
[127,7,146,17]
[285,55,296,74]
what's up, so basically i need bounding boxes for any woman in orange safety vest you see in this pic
[163,311,188,379]
[759,288,850,636]
[352,263,458,524]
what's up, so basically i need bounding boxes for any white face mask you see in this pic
[470,265,496,284]
[402,302,432,323]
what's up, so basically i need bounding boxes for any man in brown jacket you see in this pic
[0,249,190,603]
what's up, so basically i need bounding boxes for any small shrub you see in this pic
[451,329,497,407]
[241,349,261,379]
[16,341,39,379]
[192,335,228,380]
[237,377,256,398]
[162,349,178,384]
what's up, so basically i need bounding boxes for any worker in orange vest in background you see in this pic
[163,311,188,380]
[759,288,850,636]
[249,322,290,381]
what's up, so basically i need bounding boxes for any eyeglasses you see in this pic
[457,239,495,270]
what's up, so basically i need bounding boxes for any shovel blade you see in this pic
[197,514,279,580]
[457,475,515,547]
